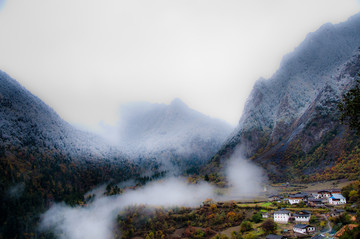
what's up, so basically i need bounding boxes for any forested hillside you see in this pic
[0,72,164,238]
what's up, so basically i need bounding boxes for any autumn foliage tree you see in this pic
[260,219,277,234]
[240,220,252,232]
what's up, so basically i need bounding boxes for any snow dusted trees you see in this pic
[339,75,360,135]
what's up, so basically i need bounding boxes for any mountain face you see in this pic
[0,72,146,238]
[0,71,124,161]
[214,13,360,182]
[108,99,233,166]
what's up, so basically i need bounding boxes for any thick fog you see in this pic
[224,148,266,199]
[95,100,233,164]
[40,178,215,239]
[40,150,267,239]
[1,1,358,130]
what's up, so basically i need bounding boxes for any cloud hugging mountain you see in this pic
[211,13,360,182]
[0,71,126,161]
[98,98,233,168]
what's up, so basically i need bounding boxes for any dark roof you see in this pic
[300,210,311,214]
[318,190,331,193]
[266,235,285,239]
[289,193,308,198]
[294,224,312,229]
[274,210,291,214]
[268,195,280,198]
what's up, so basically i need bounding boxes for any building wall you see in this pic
[329,198,346,205]
[295,216,310,222]
[293,228,306,234]
[294,226,315,234]
[274,214,290,223]
[317,193,331,198]
[289,199,302,204]
[306,227,315,233]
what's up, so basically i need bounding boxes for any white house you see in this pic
[316,190,331,199]
[274,210,291,224]
[289,193,307,204]
[293,224,316,234]
[329,194,346,205]
[294,210,311,222]
[289,196,303,205]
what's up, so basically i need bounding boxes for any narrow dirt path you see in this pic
[320,214,332,236]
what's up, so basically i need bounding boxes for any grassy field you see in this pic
[271,179,354,194]
[236,202,276,210]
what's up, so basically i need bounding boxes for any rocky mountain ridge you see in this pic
[0,70,232,171]
[0,70,126,161]
[212,13,360,181]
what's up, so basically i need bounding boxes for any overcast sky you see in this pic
[0,0,359,130]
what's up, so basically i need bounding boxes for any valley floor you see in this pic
[120,179,354,239]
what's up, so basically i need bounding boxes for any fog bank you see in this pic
[40,152,266,239]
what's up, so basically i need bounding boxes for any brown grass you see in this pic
[271,179,354,194]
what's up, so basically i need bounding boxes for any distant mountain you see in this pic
[208,13,360,182]
[0,71,124,160]
[105,99,233,167]
[0,71,147,238]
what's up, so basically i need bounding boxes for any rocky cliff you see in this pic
[212,13,360,182]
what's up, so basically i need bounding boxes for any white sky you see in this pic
[0,0,359,129]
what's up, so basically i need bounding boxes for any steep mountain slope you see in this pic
[110,99,233,166]
[0,70,124,160]
[210,13,360,182]
[0,72,156,238]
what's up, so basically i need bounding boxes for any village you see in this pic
[153,182,352,239]
[214,184,355,239]
[98,180,357,239]
[261,188,348,239]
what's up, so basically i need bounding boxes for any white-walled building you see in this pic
[274,210,291,224]
[293,224,315,234]
[289,196,303,205]
[289,193,307,204]
[329,194,346,205]
[294,210,311,222]
[316,190,332,199]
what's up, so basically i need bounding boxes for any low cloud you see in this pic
[224,148,266,199]
[40,178,215,239]
[40,149,266,239]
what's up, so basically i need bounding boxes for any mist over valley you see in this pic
[1,3,360,239]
